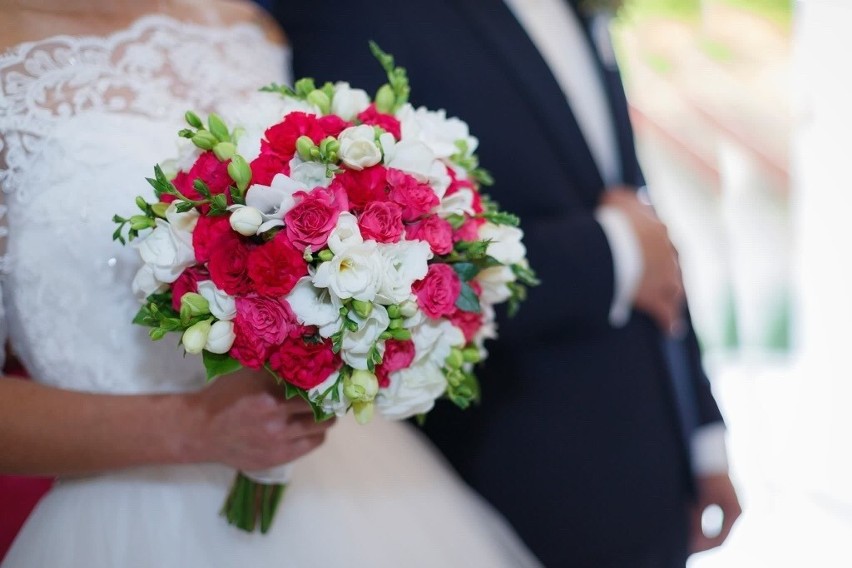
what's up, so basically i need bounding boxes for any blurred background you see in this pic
[612,0,852,565]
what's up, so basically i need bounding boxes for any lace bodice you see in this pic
[0,15,288,393]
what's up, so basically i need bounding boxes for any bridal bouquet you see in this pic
[113,44,537,533]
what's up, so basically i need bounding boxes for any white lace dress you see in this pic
[0,15,540,568]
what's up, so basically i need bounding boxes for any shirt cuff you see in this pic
[594,206,643,327]
[691,422,729,476]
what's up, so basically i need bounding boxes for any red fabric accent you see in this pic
[0,360,54,561]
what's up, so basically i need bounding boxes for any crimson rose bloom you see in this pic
[230,296,298,369]
[265,112,348,160]
[358,201,404,243]
[192,214,232,263]
[405,215,454,255]
[332,166,388,210]
[357,104,402,140]
[387,168,439,222]
[248,233,308,296]
[375,339,416,388]
[170,267,207,311]
[269,336,340,390]
[250,146,290,186]
[412,264,462,319]
[284,186,345,252]
[453,217,485,243]
[207,234,253,295]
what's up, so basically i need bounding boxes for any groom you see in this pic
[268,0,740,565]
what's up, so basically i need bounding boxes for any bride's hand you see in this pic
[181,370,335,471]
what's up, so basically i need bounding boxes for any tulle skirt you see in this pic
[3,416,540,567]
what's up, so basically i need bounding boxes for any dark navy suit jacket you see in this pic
[269,1,724,564]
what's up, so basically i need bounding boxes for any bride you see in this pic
[0,1,541,566]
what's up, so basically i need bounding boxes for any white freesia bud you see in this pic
[399,299,419,319]
[205,320,236,354]
[344,369,380,402]
[229,206,264,236]
[197,280,237,321]
[478,223,527,265]
[331,82,371,121]
[338,125,382,170]
[182,319,212,355]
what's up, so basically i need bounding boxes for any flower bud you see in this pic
[205,320,236,354]
[317,249,334,262]
[227,155,252,192]
[386,304,401,319]
[389,328,411,341]
[207,113,230,142]
[319,137,340,156]
[129,215,155,231]
[191,131,218,150]
[399,300,418,318]
[151,202,169,218]
[344,369,379,403]
[445,347,464,370]
[184,111,204,129]
[445,368,463,388]
[352,401,375,425]
[351,300,373,319]
[182,319,212,355]
[462,347,482,363]
[296,136,316,161]
[388,318,403,330]
[306,89,331,114]
[229,206,264,236]
[213,141,236,161]
[375,84,396,113]
[180,292,210,317]
[135,196,148,211]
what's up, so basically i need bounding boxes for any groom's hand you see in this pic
[600,188,685,335]
[690,473,742,553]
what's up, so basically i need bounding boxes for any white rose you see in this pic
[409,318,466,368]
[131,264,167,301]
[205,320,236,354]
[396,103,479,159]
[308,371,349,417]
[197,280,236,321]
[331,82,371,121]
[383,139,436,181]
[326,212,364,255]
[341,304,390,370]
[338,125,382,170]
[312,241,383,302]
[241,173,306,233]
[285,277,343,338]
[376,361,447,420]
[375,240,432,305]
[229,205,263,236]
[136,219,196,283]
[478,223,527,265]
[289,156,333,189]
[475,265,515,304]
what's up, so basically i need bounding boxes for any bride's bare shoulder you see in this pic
[210,1,287,46]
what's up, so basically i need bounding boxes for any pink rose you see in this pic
[230,296,298,368]
[448,308,483,343]
[332,166,388,210]
[387,168,439,222]
[453,216,485,243]
[358,201,404,243]
[375,339,415,388]
[412,264,462,319]
[284,186,347,252]
[405,215,454,255]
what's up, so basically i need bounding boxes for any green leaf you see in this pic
[260,83,297,98]
[452,262,479,282]
[455,282,482,313]
[512,263,541,287]
[482,211,520,227]
[202,351,243,382]
[193,179,212,199]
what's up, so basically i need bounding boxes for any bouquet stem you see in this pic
[221,472,286,533]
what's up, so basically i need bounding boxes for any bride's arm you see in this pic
[0,371,332,476]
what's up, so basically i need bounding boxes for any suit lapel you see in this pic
[454,0,604,203]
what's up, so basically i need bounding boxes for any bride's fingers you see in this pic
[285,414,336,438]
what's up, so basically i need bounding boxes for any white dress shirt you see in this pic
[503,0,728,475]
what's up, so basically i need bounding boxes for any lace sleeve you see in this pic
[0,189,8,374]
